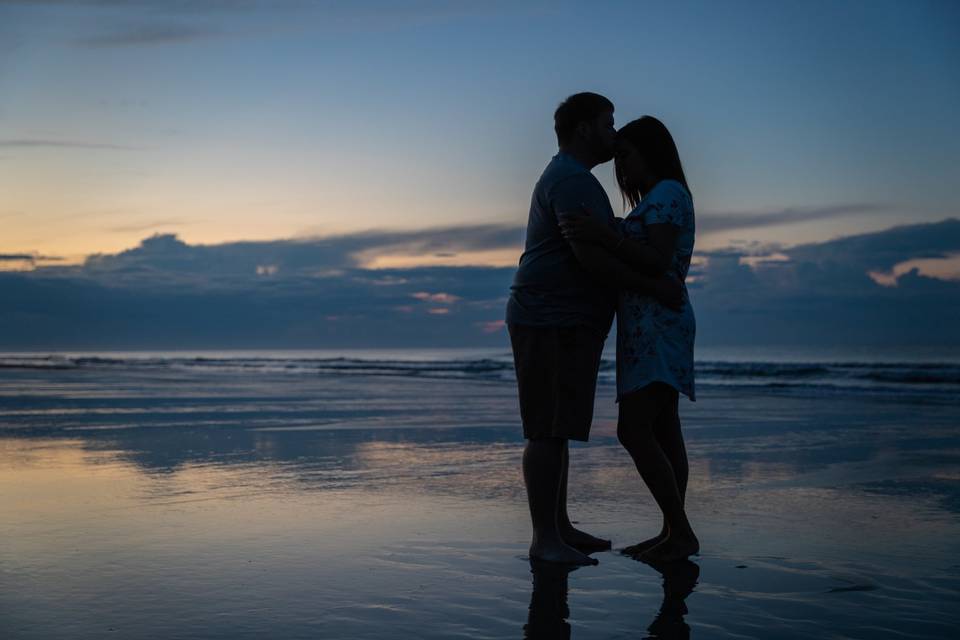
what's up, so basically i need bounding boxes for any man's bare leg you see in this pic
[557,440,611,552]
[524,437,597,565]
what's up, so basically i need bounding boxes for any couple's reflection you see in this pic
[523,559,699,639]
[523,561,573,639]
[644,559,700,639]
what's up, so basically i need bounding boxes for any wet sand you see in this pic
[1,361,958,638]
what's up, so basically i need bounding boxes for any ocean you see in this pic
[4,346,960,398]
[1,348,958,638]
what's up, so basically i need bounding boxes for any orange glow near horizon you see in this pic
[868,253,960,287]
[358,248,520,269]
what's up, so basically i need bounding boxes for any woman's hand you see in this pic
[558,207,620,249]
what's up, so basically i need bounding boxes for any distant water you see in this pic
[1,347,959,398]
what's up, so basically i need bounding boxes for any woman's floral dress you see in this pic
[617,179,696,401]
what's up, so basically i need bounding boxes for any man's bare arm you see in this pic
[559,212,677,275]
[567,240,682,309]
[610,224,677,274]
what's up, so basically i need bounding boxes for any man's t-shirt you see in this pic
[505,152,618,332]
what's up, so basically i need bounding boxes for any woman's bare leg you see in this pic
[625,393,689,555]
[618,385,698,562]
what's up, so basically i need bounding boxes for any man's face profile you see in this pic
[590,110,616,163]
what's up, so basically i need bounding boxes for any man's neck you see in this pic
[558,145,597,171]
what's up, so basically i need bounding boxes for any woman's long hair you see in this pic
[615,116,691,209]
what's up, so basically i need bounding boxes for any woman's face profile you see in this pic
[615,139,647,190]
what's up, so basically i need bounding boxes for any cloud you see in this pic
[107,219,192,233]
[411,292,461,304]
[689,218,960,346]
[0,139,138,150]
[2,219,959,349]
[75,23,220,47]
[0,253,63,262]
[0,253,64,273]
[344,225,522,261]
[0,1,261,9]
[698,203,885,234]
[782,218,960,272]
[478,320,505,334]
[0,266,515,349]
[3,0,528,43]
[79,225,521,287]
[868,253,960,286]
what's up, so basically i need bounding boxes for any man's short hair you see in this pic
[554,92,614,146]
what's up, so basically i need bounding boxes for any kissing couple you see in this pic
[506,92,699,566]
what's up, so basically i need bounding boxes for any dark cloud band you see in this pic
[2,219,957,348]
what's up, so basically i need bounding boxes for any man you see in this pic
[506,92,680,565]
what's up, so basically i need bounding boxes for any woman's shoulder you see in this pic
[648,179,690,203]
[625,180,691,218]
[633,180,693,226]
[650,180,692,213]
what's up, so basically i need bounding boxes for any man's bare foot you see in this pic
[530,540,599,566]
[561,526,612,553]
[622,532,667,558]
[641,533,699,564]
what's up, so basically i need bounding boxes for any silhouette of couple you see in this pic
[507,92,699,566]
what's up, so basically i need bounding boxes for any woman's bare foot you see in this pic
[641,532,699,564]
[530,539,599,566]
[622,531,667,558]
[561,526,612,553]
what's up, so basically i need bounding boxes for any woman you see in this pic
[560,116,698,563]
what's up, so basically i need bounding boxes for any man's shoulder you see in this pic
[537,154,592,187]
[541,164,604,203]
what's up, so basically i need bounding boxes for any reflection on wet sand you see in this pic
[68,425,521,476]
[524,562,574,639]
[643,559,699,640]
[4,363,960,639]
[524,558,699,640]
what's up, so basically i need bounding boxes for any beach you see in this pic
[1,350,958,639]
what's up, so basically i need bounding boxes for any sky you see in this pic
[1,0,959,349]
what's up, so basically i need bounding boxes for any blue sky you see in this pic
[3,0,958,258]
[1,1,959,348]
